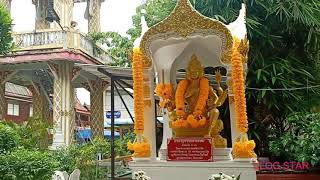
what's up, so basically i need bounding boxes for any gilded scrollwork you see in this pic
[140,0,233,67]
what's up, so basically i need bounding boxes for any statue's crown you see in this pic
[188,54,203,70]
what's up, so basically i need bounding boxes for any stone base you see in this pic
[129,160,257,180]
[49,132,65,150]
[158,148,167,161]
[214,148,233,161]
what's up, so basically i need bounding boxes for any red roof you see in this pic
[75,98,90,115]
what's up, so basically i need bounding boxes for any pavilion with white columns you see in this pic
[0,0,112,148]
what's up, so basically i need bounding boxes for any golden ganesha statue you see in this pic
[156,55,228,148]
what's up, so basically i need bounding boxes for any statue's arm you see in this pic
[207,87,219,109]
[215,70,224,96]
[216,89,228,107]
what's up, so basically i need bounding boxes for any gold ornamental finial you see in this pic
[179,0,189,4]
[175,0,191,12]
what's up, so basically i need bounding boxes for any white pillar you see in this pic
[227,66,239,146]
[143,69,157,160]
[229,95,239,146]
[49,62,74,148]
[156,68,173,160]
[159,111,172,160]
[103,90,107,125]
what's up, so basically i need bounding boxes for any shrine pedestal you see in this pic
[129,160,257,180]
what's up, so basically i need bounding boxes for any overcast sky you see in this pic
[11,0,142,105]
[11,0,141,35]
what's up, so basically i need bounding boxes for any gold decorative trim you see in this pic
[140,0,233,67]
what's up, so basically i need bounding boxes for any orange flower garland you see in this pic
[194,77,210,116]
[231,38,248,133]
[175,77,210,117]
[128,47,151,158]
[132,47,145,135]
[231,37,257,159]
[155,83,173,108]
[187,115,199,128]
[175,79,189,116]
[171,77,210,129]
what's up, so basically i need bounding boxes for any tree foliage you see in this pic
[0,148,59,180]
[0,4,13,55]
[128,0,320,156]
[269,113,320,166]
[0,123,19,154]
[90,32,133,67]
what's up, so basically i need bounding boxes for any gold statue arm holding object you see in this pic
[216,89,228,107]
[215,70,224,96]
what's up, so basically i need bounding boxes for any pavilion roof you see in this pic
[5,82,32,98]
[75,98,90,115]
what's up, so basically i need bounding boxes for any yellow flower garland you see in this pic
[171,77,210,129]
[175,77,210,117]
[128,47,151,158]
[231,37,257,159]
[175,79,189,116]
[132,47,145,135]
[155,83,173,108]
[231,38,248,133]
[194,77,210,116]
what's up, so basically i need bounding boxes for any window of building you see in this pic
[7,103,19,116]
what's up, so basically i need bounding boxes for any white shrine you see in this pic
[128,0,257,179]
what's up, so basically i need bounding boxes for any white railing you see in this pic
[12,29,111,64]
[13,30,66,49]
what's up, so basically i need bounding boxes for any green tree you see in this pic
[0,123,19,154]
[129,0,320,156]
[90,32,134,67]
[0,4,13,55]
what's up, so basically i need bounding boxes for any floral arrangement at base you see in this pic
[171,115,208,129]
[128,47,151,158]
[232,133,257,159]
[133,170,151,180]
[127,137,151,158]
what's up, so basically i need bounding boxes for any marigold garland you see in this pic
[171,115,208,129]
[132,47,145,134]
[194,77,210,116]
[175,79,189,116]
[175,77,210,117]
[129,47,151,158]
[231,37,257,159]
[231,38,248,133]
[155,83,173,108]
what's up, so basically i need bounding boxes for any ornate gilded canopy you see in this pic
[140,0,234,67]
